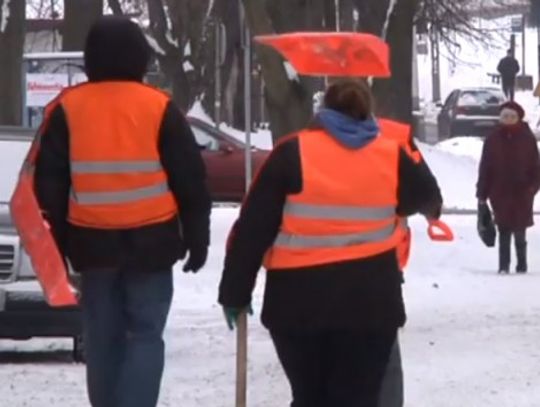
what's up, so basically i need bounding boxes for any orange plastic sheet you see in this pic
[255,32,391,77]
[10,91,77,307]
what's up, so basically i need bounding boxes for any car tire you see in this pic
[73,334,86,363]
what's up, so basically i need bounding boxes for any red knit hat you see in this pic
[500,101,525,120]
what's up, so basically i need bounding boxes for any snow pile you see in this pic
[421,101,441,125]
[188,101,274,150]
[188,100,215,125]
[220,125,273,150]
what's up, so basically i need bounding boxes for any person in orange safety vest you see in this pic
[219,79,442,407]
[33,17,211,407]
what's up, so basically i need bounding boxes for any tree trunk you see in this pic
[354,0,390,37]
[339,0,355,31]
[0,0,25,126]
[62,0,104,51]
[323,0,336,30]
[372,0,417,123]
[244,0,314,141]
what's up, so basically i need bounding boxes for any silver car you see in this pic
[0,127,83,361]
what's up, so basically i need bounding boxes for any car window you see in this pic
[191,126,220,151]
[458,90,504,106]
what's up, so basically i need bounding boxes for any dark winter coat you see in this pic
[497,56,520,83]
[34,17,211,273]
[218,124,443,333]
[477,123,540,230]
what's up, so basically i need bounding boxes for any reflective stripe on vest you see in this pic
[284,202,395,221]
[71,182,170,205]
[71,160,163,174]
[275,222,397,249]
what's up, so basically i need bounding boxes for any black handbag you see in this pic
[477,203,496,247]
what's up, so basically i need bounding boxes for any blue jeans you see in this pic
[81,269,173,407]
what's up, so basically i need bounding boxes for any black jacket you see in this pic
[497,56,520,81]
[218,134,442,333]
[34,99,211,273]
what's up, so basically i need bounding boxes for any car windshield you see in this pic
[0,139,31,202]
[458,90,504,106]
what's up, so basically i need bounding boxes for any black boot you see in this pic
[498,228,511,274]
[515,230,527,273]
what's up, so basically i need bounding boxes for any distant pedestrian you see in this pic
[497,50,520,101]
[34,17,211,407]
[219,79,442,406]
[477,101,540,274]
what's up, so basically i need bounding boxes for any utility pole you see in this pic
[522,13,527,76]
[214,20,226,128]
[412,26,420,111]
[241,10,252,191]
[335,0,340,32]
[429,24,441,102]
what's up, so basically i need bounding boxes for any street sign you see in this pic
[511,16,523,33]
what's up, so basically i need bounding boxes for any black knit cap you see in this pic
[84,16,151,82]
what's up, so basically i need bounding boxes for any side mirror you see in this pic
[435,101,443,108]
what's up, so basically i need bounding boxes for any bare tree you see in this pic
[145,0,215,111]
[242,0,324,141]
[372,0,417,123]
[0,0,25,125]
[62,0,103,51]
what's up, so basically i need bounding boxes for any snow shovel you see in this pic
[428,220,454,242]
[236,311,248,407]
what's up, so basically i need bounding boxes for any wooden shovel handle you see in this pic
[236,312,248,407]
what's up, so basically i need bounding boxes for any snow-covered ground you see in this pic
[3,211,540,406]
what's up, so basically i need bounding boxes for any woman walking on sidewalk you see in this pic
[477,101,540,274]
[219,79,442,407]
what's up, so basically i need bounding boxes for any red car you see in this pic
[188,117,270,201]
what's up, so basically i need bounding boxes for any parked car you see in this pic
[437,87,506,139]
[188,117,270,201]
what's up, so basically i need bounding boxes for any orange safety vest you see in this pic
[378,118,422,270]
[378,118,422,163]
[263,129,402,270]
[60,82,178,229]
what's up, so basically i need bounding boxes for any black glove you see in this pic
[183,245,208,273]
